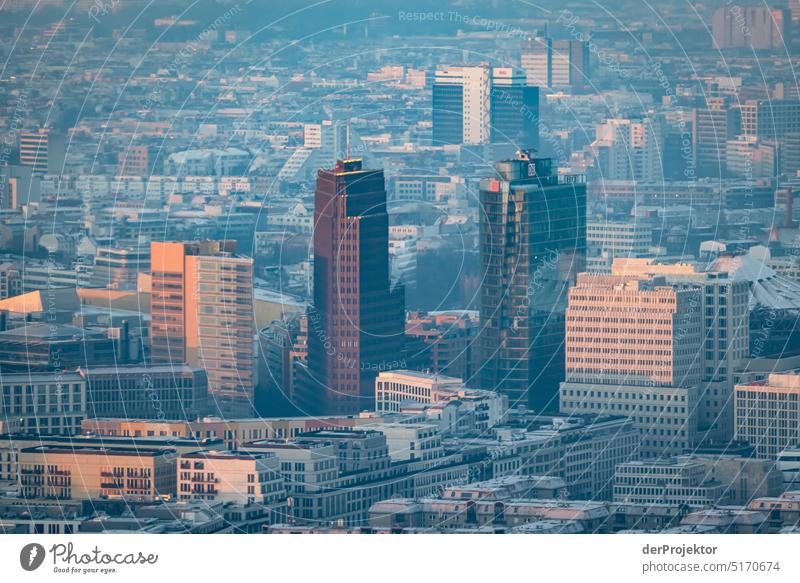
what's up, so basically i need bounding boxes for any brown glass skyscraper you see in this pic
[479,152,586,412]
[307,159,405,415]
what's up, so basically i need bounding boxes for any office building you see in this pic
[489,67,539,149]
[559,273,703,458]
[150,240,255,418]
[735,372,800,459]
[405,311,480,382]
[0,323,117,373]
[79,365,208,420]
[1,373,85,436]
[19,129,51,174]
[586,220,652,272]
[90,244,150,290]
[712,5,789,50]
[611,258,750,442]
[432,65,491,145]
[739,99,800,139]
[593,117,663,182]
[613,459,729,507]
[479,153,586,410]
[692,96,740,177]
[307,159,405,415]
[521,37,589,89]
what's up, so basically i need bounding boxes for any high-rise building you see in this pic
[521,37,590,89]
[19,129,49,174]
[479,153,586,410]
[307,159,405,415]
[432,65,491,145]
[593,117,664,182]
[559,273,703,458]
[489,67,539,150]
[432,66,539,148]
[150,240,255,417]
[738,99,800,139]
[692,96,740,177]
[712,5,789,50]
[611,258,750,442]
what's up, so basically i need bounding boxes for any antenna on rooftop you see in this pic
[346,104,352,159]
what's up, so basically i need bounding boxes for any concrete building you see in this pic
[614,459,728,507]
[363,422,443,462]
[0,372,85,436]
[521,37,589,89]
[79,365,208,421]
[375,369,463,412]
[375,370,508,434]
[18,445,176,502]
[692,96,740,177]
[712,5,789,50]
[739,99,800,139]
[559,273,703,458]
[432,66,491,145]
[177,451,287,514]
[150,240,255,418]
[593,117,663,183]
[611,258,750,442]
[735,372,800,459]
[586,220,652,272]
[90,244,150,290]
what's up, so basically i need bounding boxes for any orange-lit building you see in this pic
[150,240,255,417]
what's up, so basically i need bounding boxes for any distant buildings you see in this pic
[479,153,586,411]
[739,99,800,139]
[586,220,652,272]
[521,37,590,90]
[150,240,255,418]
[432,66,538,148]
[307,159,405,415]
[432,66,491,146]
[711,5,789,50]
[593,117,663,182]
[19,129,63,175]
[692,96,740,177]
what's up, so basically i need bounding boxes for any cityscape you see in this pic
[2,0,800,539]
